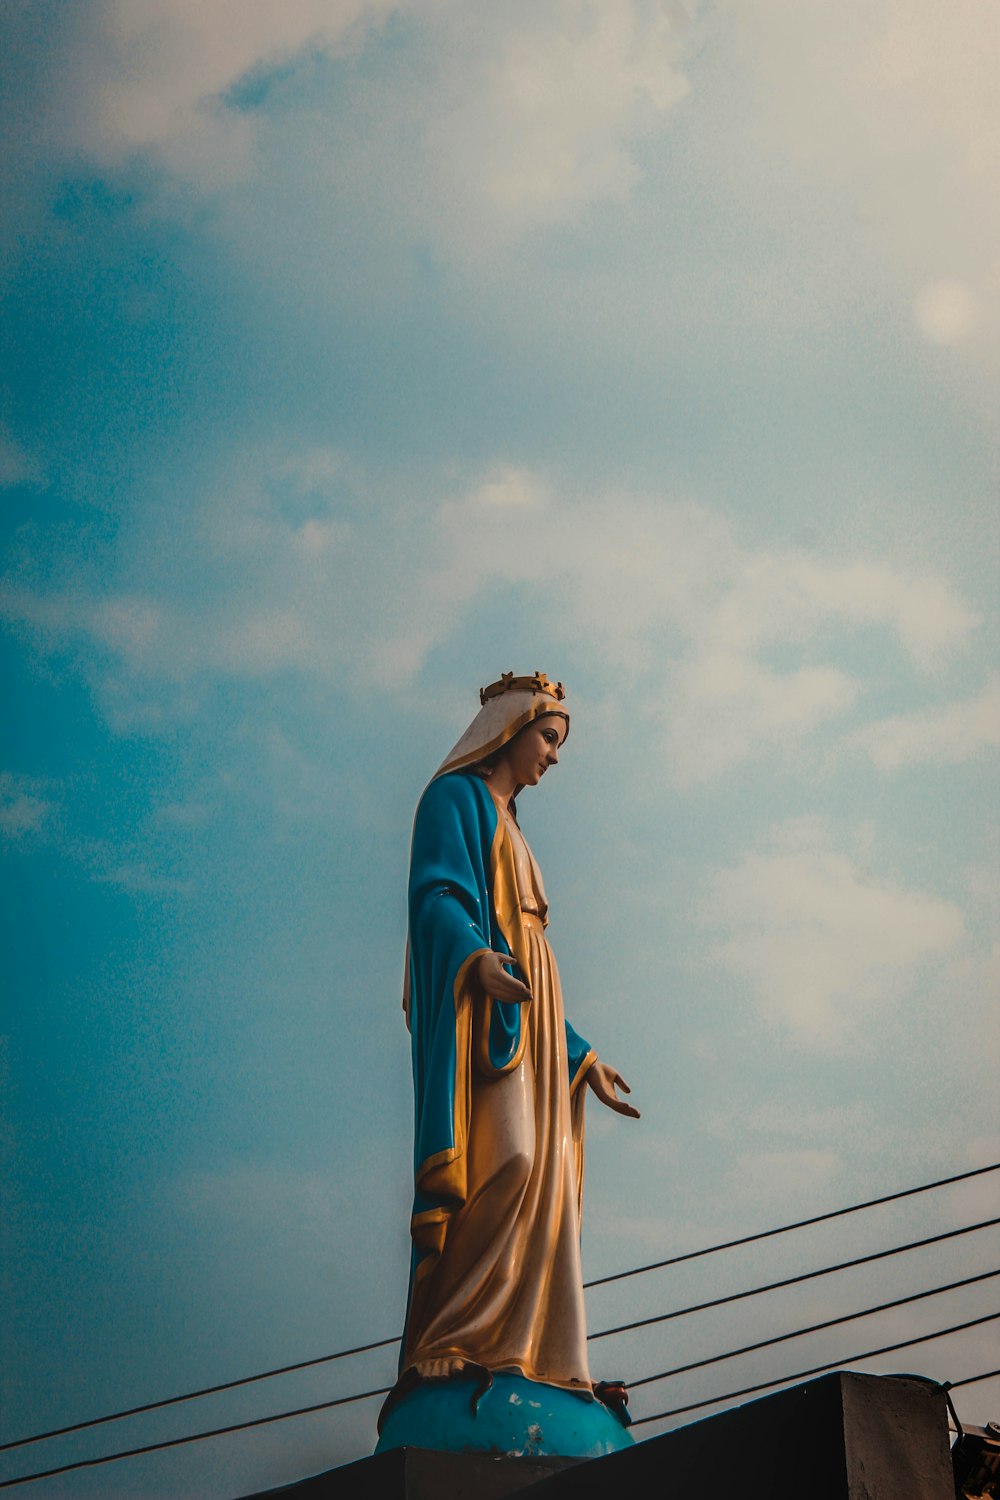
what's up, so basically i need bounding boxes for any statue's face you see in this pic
[502,713,567,788]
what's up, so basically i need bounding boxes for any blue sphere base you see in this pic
[375,1371,634,1459]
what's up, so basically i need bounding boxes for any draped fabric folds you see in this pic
[399,770,597,1396]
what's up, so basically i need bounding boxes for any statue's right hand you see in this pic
[476,950,533,1004]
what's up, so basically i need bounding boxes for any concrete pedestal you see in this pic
[243,1371,954,1499]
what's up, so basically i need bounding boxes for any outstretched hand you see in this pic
[476,950,533,1004]
[585,1060,640,1118]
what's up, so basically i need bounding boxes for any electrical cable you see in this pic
[948,1368,1000,1390]
[2,1163,995,1462]
[629,1310,1000,1427]
[0,1336,399,1456]
[3,1318,996,1488]
[586,1159,999,1289]
[590,1214,999,1342]
[0,1386,394,1491]
[628,1267,1000,1389]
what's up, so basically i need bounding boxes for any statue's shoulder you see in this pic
[416,771,494,832]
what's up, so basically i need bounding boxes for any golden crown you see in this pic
[480,671,566,706]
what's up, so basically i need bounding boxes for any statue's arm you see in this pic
[565,1017,640,1119]
[565,1018,597,1093]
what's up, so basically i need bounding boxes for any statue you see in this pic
[377,673,640,1458]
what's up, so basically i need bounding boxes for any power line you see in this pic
[949,1369,1000,1390]
[0,1386,394,1492]
[630,1310,1000,1427]
[4,1320,996,1489]
[590,1215,999,1342]
[3,1164,995,1461]
[629,1267,1000,1389]
[0,1336,399,1456]
[586,1160,1000,1289]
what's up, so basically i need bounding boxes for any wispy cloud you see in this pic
[49,0,403,185]
[152,799,216,830]
[665,652,858,783]
[720,1147,843,1210]
[14,0,698,243]
[409,1,696,251]
[659,553,977,782]
[701,817,965,1048]
[434,472,978,781]
[0,771,53,842]
[704,1097,883,1149]
[0,458,982,778]
[0,427,44,489]
[721,0,1000,362]
[852,674,1000,769]
[92,860,194,897]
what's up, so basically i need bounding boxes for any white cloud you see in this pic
[0,428,44,489]
[606,542,974,782]
[64,0,403,185]
[14,0,699,258]
[0,459,983,775]
[153,799,215,829]
[776,558,977,670]
[0,582,75,638]
[854,675,1000,770]
[666,652,858,783]
[703,818,966,1047]
[9,0,997,363]
[706,1097,883,1149]
[722,0,1000,360]
[90,595,166,667]
[0,772,52,841]
[92,861,193,896]
[688,551,977,673]
[583,537,975,785]
[464,467,550,512]
[413,0,696,248]
[721,1147,842,1209]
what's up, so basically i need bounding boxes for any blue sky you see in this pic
[2,2,998,1495]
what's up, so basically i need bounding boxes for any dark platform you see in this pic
[242,1371,954,1499]
[531,1371,952,1499]
[249,1446,580,1498]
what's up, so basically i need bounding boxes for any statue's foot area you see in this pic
[375,1370,634,1458]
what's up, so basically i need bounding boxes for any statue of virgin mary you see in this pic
[377,673,639,1458]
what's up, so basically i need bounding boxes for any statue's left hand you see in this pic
[585,1060,640,1118]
